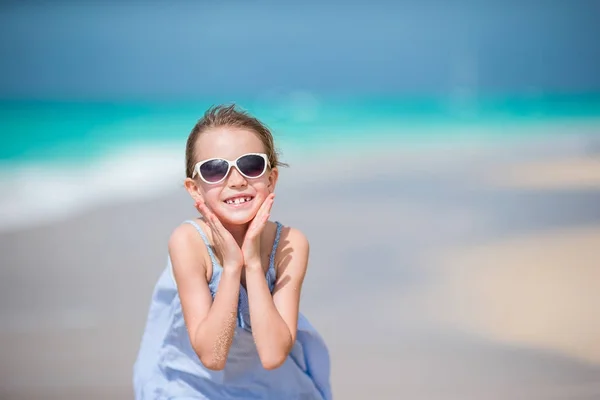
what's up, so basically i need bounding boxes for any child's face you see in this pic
[187,126,278,226]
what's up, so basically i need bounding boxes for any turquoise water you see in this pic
[2,93,600,165]
[1,92,599,230]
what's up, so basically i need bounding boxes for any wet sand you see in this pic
[1,137,600,399]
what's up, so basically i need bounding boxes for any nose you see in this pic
[226,166,248,188]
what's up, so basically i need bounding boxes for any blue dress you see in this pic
[133,220,332,399]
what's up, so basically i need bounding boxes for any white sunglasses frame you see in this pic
[192,152,270,184]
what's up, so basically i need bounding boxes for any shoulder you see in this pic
[168,221,211,275]
[273,223,310,275]
[277,224,309,253]
[168,221,202,252]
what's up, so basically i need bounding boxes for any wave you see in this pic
[0,142,185,232]
[1,120,597,233]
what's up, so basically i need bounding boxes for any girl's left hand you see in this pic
[242,193,275,269]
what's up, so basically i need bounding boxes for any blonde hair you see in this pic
[185,104,287,178]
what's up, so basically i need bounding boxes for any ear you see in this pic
[184,177,203,203]
[267,167,279,193]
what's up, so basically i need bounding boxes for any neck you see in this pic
[222,221,250,247]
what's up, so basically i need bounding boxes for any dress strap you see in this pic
[183,219,218,267]
[268,222,283,276]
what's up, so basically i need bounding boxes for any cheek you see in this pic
[251,180,272,196]
[201,186,223,204]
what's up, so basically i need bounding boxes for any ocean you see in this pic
[1,93,600,231]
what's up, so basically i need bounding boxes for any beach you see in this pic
[1,133,600,399]
[2,0,600,397]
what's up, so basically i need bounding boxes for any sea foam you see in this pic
[1,123,596,233]
[0,142,185,232]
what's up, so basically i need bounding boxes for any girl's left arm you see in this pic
[245,226,309,370]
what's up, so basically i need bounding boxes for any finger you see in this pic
[248,195,274,236]
[247,204,267,233]
[196,201,220,234]
[248,215,270,240]
[200,206,227,238]
[194,196,206,208]
[254,194,275,225]
[196,199,215,221]
[195,199,211,220]
[209,213,225,232]
[255,194,275,219]
[263,193,275,214]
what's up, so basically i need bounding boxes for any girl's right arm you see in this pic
[168,224,241,371]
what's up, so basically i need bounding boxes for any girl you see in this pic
[133,104,332,399]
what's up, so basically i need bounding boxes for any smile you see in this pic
[224,196,254,206]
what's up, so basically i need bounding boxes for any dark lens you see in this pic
[199,159,229,182]
[237,154,266,178]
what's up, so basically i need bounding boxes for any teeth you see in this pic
[226,197,252,205]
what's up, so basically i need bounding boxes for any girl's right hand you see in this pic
[195,199,244,271]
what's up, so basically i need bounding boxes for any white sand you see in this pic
[425,225,600,365]
[483,157,600,190]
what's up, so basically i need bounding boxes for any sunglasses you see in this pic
[192,153,270,184]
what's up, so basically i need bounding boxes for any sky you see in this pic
[0,1,599,100]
